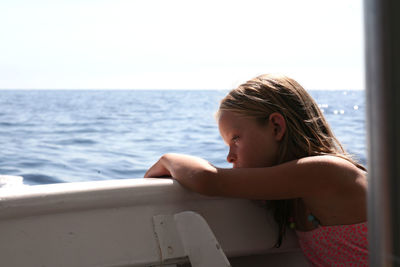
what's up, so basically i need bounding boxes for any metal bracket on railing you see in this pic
[152,211,231,267]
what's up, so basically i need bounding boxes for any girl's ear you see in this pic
[268,112,286,141]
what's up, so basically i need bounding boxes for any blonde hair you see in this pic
[218,74,365,246]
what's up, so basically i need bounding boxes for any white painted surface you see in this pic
[0,175,24,188]
[0,178,309,267]
[153,212,231,267]
[174,211,231,267]
[153,214,188,264]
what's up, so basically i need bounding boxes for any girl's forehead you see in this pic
[218,111,249,129]
[218,110,239,124]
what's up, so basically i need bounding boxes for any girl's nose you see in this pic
[226,148,236,164]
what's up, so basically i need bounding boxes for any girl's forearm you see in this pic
[160,153,218,195]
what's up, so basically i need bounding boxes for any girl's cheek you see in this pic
[235,139,243,148]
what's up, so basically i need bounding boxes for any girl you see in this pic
[144,74,368,266]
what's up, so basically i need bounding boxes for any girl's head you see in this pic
[218,73,356,166]
[217,73,365,247]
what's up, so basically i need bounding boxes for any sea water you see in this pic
[0,90,366,185]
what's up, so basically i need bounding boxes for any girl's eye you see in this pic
[232,136,239,143]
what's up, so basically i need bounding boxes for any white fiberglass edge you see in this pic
[0,178,306,267]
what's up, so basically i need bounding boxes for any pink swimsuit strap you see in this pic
[296,222,368,266]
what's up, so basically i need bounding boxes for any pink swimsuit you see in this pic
[296,222,368,266]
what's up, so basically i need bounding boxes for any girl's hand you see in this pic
[144,156,172,178]
[143,153,218,195]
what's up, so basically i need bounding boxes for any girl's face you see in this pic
[218,110,280,168]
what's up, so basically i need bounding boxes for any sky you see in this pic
[0,0,364,90]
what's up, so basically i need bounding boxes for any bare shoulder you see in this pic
[295,155,367,197]
[298,154,361,168]
[298,155,366,176]
[295,155,367,225]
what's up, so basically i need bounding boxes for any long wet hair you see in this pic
[218,74,366,247]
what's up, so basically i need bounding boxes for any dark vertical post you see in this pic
[364,0,400,265]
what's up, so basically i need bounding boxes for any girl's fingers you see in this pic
[144,159,171,178]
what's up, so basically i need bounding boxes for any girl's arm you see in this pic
[144,153,218,195]
[144,153,366,200]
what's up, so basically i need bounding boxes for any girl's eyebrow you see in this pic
[220,130,237,144]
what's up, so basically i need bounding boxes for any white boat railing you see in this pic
[0,177,308,267]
